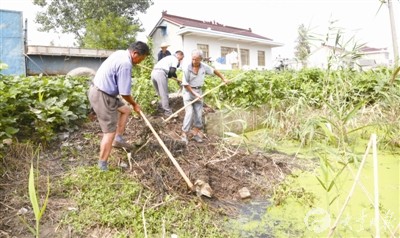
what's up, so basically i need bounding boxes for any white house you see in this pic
[307,44,349,69]
[307,44,390,70]
[148,11,283,70]
[358,46,390,69]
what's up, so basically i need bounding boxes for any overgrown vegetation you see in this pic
[0,75,90,143]
[21,162,50,237]
[1,60,399,236]
[59,167,230,237]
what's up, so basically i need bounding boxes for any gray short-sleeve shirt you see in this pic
[93,50,133,96]
[181,62,214,87]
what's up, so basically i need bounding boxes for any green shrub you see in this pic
[0,75,90,142]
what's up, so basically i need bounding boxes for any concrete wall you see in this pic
[205,106,270,136]
[25,45,113,75]
[26,55,107,75]
[0,10,112,76]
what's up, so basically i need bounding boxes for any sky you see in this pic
[1,0,399,59]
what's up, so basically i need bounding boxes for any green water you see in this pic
[227,130,400,237]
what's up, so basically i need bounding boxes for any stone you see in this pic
[239,187,251,199]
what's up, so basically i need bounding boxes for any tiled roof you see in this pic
[161,11,273,41]
[360,46,387,52]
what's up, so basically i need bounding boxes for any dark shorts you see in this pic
[88,85,125,133]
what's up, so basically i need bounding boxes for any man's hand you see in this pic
[132,103,141,114]
[121,95,141,114]
[172,77,181,84]
[190,91,202,99]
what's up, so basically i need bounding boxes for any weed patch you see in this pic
[59,167,231,237]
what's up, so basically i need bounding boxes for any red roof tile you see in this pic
[161,11,273,41]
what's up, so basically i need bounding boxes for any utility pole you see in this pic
[387,0,399,66]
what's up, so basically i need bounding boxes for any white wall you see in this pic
[308,48,330,69]
[308,46,391,69]
[151,21,277,70]
[179,35,275,70]
[362,52,390,66]
[151,21,183,62]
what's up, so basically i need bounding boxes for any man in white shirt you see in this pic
[151,50,184,116]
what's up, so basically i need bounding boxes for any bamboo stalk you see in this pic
[346,166,395,236]
[372,134,380,237]
[328,134,374,237]
[393,223,400,238]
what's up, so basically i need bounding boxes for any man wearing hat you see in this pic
[158,42,171,61]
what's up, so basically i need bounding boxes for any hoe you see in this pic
[139,110,212,198]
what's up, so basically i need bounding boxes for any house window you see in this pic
[258,51,265,66]
[157,25,167,36]
[221,47,235,60]
[240,49,250,66]
[221,47,239,67]
[197,44,209,60]
[221,47,249,67]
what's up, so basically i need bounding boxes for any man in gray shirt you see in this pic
[88,41,150,171]
[181,49,228,143]
[151,50,184,117]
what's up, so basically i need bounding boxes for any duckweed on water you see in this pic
[266,152,399,237]
[234,128,400,237]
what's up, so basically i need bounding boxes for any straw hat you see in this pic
[160,42,170,48]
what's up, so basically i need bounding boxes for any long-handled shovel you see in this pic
[139,110,212,197]
[163,72,246,123]
[163,82,225,122]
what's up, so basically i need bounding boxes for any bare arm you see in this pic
[213,69,229,84]
[121,95,141,113]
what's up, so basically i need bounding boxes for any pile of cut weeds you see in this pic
[0,96,308,237]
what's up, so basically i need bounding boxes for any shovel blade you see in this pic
[194,179,213,198]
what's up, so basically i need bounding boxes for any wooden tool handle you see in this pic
[163,82,225,122]
[163,72,246,122]
[139,111,194,189]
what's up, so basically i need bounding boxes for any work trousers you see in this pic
[182,88,203,132]
[151,69,171,114]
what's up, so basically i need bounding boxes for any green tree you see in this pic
[82,13,140,49]
[294,24,311,68]
[33,0,152,48]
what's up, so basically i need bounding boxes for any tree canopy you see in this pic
[33,0,153,48]
[82,14,140,50]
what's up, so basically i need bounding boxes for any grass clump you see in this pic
[60,166,233,237]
